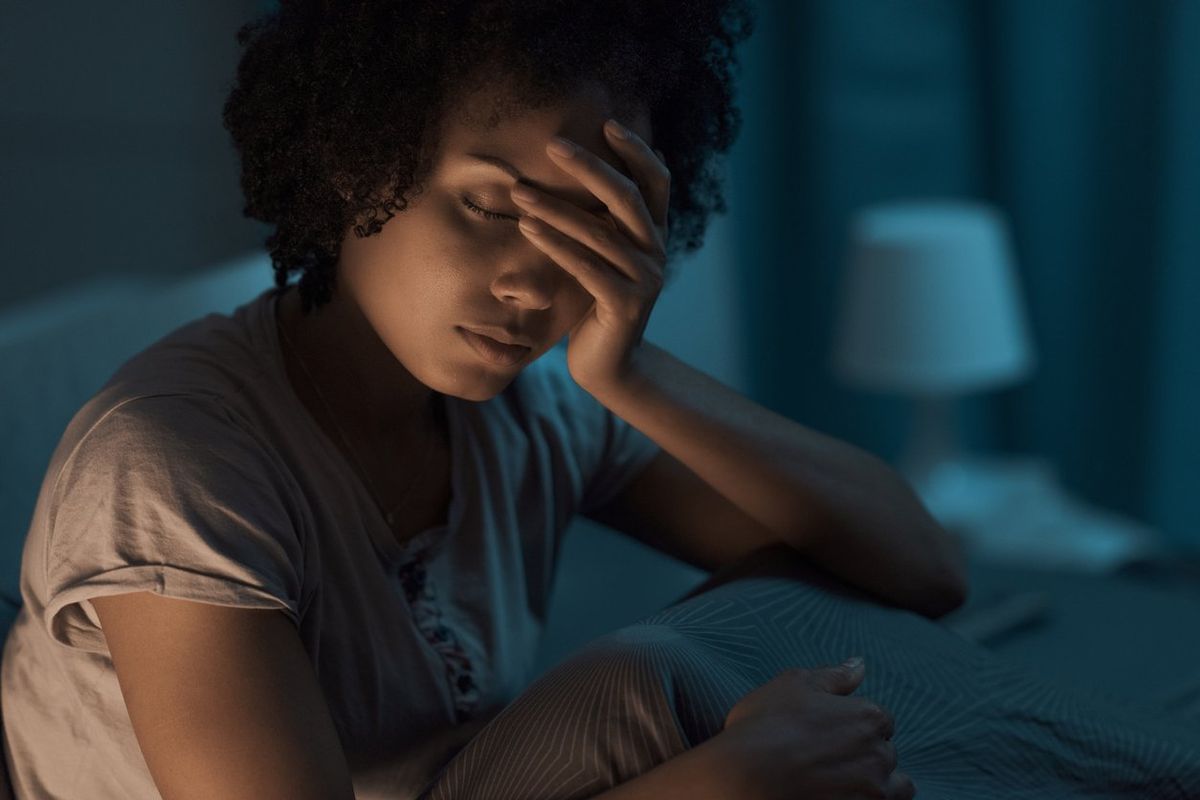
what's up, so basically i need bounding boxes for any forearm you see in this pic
[586,730,740,800]
[796,455,969,618]
[593,341,967,618]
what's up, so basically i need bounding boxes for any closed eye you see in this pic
[461,195,515,222]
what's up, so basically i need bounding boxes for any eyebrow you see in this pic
[463,152,609,215]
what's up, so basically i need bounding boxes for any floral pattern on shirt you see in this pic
[397,553,480,724]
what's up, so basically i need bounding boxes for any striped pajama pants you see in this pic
[417,543,1200,800]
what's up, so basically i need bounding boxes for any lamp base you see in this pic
[909,455,1168,574]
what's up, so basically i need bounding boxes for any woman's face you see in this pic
[335,81,653,403]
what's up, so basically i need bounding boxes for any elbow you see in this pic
[919,524,971,620]
[949,569,970,610]
[887,462,971,618]
[911,575,967,620]
[925,573,968,619]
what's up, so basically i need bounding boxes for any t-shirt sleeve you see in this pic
[42,393,305,653]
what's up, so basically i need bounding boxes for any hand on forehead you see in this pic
[438,82,652,213]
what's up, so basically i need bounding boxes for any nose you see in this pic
[491,252,564,310]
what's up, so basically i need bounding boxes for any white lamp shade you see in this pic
[831,200,1037,394]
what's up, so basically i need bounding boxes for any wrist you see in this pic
[697,727,753,798]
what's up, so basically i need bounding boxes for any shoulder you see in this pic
[61,392,254,468]
[49,392,287,526]
[93,288,277,416]
[50,291,287,487]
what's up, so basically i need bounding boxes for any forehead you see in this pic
[433,80,652,210]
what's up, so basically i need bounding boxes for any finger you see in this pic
[546,134,664,260]
[886,770,917,799]
[807,660,864,694]
[857,700,895,741]
[516,213,630,303]
[603,118,671,233]
[879,739,897,774]
[510,181,642,283]
[852,697,890,729]
[874,704,896,740]
[652,148,671,236]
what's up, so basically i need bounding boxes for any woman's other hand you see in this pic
[714,658,916,800]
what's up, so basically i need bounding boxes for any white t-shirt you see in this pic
[1,284,660,799]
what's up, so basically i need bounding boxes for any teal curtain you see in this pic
[726,0,1199,553]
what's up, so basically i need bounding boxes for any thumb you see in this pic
[814,656,865,694]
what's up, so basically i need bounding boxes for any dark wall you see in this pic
[0,3,271,312]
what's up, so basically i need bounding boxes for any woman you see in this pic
[5,2,1197,799]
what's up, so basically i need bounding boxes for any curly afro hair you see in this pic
[222,0,756,314]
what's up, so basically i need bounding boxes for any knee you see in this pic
[582,622,690,661]
[556,623,698,722]
[575,622,707,690]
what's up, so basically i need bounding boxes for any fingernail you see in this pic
[512,183,539,203]
[518,215,543,235]
[842,656,864,669]
[605,119,629,140]
[547,137,576,158]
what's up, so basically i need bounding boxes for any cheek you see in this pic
[558,285,595,327]
[564,273,595,305]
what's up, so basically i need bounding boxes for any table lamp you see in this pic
[829,200,1164,572]
[831,199,1035,485]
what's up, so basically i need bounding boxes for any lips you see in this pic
[461,325,534,348]
[458,326,531,366]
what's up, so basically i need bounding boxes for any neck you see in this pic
[277,284,440,446]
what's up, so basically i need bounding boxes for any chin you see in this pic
[459,385,515,403]
[440,371,522,403]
